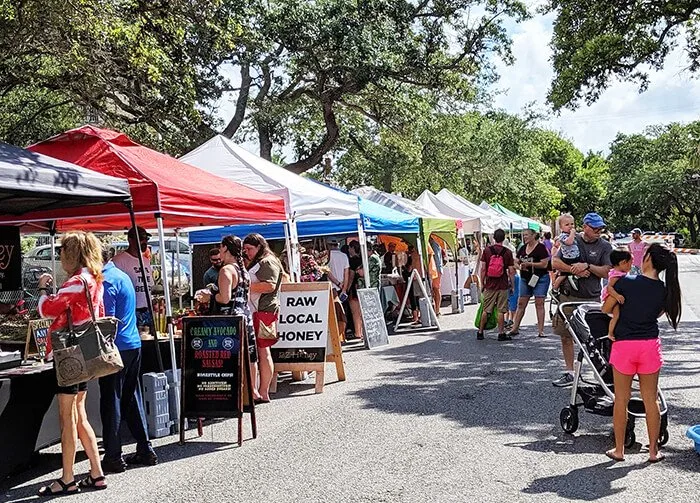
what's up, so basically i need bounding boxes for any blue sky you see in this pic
[494,11,700,154]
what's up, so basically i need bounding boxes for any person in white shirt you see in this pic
[327,239,350,298]
[111,226,154,329]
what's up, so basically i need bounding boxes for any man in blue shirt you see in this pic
[100,254,158,473]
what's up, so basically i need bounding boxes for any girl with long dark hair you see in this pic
[602,243,682,463]
[210,235,257,370]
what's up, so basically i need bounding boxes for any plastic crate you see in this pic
[142,372,170,438]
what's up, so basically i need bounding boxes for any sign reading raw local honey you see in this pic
[272,285,330,363]
[270,282,345,394]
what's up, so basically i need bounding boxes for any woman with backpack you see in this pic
[508,229,551,338]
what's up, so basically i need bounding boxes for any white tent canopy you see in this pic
[417,189,493,234]
[479,201,523,231]
[354,186,443,219]
[181,135,359,222]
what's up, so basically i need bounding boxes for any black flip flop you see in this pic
[38,479,79,497]
[605,450,625,462]
[78,475,107,490]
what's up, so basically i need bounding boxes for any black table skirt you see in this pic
[0,367,56,480]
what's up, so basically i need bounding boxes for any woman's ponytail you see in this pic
[646,244,682,329]
[663,251,681,329]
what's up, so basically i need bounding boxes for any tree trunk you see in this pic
[222,60,251,138]
[691,214,700,245]
[284,100,340,174]
[381,164,392,192]
[257,121,273,161]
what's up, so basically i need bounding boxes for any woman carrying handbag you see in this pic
[36,232,108,495]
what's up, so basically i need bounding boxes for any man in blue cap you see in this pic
[551,212,612,387]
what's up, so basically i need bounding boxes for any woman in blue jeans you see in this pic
[509,229,551,337]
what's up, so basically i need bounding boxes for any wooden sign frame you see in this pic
[270,282,346,394]
[24,318,52,362]
[179,315,257,447]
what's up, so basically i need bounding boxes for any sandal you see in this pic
[605,449,625,462]
[538,332,546,338]
[38,479,79,496]
[78,475,107,490]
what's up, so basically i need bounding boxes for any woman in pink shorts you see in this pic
[602,244,682,463]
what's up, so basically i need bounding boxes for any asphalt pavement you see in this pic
[3,256,700,502]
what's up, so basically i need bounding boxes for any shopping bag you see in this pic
[474,299,498,330]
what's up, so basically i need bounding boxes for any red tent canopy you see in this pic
[26,125,286,230]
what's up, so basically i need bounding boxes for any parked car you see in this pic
[148,237,192,277]
[111,242,190,297]
[23,244,68,287]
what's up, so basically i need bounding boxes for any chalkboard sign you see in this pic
[181,316,243,419]
[24,319,51,361]
[272,284,330,364]
[357,288,390,349]
[0,227,21,292]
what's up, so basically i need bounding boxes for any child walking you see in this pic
[602,250,633,340]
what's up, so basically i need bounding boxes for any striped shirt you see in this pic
[38,268,104,354]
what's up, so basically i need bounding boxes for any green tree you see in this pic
[607,122,700,243]
[0,0,237,151]
[543,1,700,110]
[222,0,530,172]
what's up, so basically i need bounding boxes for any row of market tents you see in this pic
[1,124,551,418]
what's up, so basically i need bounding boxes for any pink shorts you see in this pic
[609,339,663,376]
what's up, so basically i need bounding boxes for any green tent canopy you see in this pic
[491,202,542,232]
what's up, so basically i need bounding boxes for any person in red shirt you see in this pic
[477,229,515,341]
[36,232,107,495]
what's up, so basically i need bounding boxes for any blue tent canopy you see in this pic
[189,195,420,245]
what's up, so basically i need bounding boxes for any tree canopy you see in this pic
[544,1,700,110]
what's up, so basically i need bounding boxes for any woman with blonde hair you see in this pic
[37,231,107,495]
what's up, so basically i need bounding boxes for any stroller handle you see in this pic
[557,301,602,321]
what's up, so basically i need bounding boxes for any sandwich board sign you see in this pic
[356,288,389,349]
[179,315,256,446]
[271,281,345,393]
[24,319,51,362]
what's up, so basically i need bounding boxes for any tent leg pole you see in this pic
[290,219,301,282]
[49,223,57,294]
[357,219,370,285]
[128,207,164,372]
[157,215,180,426]
[283,222,295,281]
[175,228,182,311]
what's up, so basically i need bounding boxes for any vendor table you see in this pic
[0,364,101,481]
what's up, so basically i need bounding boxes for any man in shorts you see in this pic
[477,229,515,341]
[551,212,612,386]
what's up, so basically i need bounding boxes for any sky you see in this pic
[220,8,700,158]
[494,12,700,154]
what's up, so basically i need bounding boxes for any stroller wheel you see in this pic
[659,428,669,446]
[560,407,579,434]
[624,429,636,448]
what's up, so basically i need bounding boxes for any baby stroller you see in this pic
[557,302,669,448]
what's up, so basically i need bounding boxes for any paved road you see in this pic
[3,257,700,502]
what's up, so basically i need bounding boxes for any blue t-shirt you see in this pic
[103,261,141,351]
[613,275,666,341]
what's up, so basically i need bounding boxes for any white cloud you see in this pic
[493,14,700,153]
